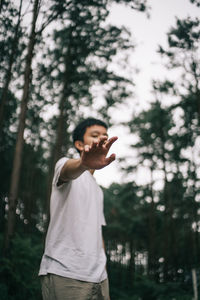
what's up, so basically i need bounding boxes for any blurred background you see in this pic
[0,0,200,299]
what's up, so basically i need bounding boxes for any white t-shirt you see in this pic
[39,157,107,283]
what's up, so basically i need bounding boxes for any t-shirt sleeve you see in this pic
[52,157,69,187]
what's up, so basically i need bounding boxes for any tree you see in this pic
[35,2,141,223]
[3,0,148,252]
[3,0,76,252]
[158,17,200,119]
[157,15,200,274]
[190,0,200,7]
[0,0,23,136]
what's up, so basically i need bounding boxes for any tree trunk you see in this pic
[161,151,171,282]
[127,238,135,288]
[0,0,23,137]
[45,42,73,225]
[45,92,71,225]
[197,91,200,120]
[192,268,198,300]
[189,157,199,268]
[147,167,157,278]
[4,0,39,253]
[45,96,66,221]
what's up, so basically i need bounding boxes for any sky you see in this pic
[94,0,199,187]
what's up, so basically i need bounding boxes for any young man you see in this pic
[39,118,118,300]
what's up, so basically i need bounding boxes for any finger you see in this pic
[84,145,90,152]
[105,136,118,150]
[91,141,98,149]
[98,136,108,147]
[105,153,116,165]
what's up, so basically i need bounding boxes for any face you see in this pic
[75,125,108,153]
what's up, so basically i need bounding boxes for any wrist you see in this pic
[79,158,89,171]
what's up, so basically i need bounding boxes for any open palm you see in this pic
[81,136,118,170]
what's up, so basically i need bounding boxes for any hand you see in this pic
[80,136,118,170]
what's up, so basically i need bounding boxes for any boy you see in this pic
[39,118,118,300]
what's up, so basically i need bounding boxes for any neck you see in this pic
[90,169,95,175]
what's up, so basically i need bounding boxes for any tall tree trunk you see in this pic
[4,0,39,253]
[45,41,73,225]
[0,0,23,137]
[127,238,135,288]
[197,91,200,120]
[147,167,157,278]
[45,92,71,225]
[192,268,198,300]
[163,178,176,280]
[167,181,177,278]
[161,146,172,282]
[189,154,198,268]
[45,95,67,220]
[162,178,170,281]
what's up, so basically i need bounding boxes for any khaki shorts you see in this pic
[41,274,110,300]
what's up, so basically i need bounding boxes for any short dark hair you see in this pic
[73,118,108,145]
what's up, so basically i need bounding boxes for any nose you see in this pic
[99,135,108,144]
[100,134,108,140]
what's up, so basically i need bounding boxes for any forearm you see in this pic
[60,158,88,181]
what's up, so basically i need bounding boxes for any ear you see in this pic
[75,140,84,152]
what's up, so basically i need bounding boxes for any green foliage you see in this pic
[108,262,193,300]
[0,90,17,193]
[190,0,200,7]
[1,1,200,300]
[0,233,43,300]
[36,2,134,143]
[105,12,200,299]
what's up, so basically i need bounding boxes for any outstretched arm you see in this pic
[59,136,118,182]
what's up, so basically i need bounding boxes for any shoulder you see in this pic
[53,157,69,187]
[55,157,68,170]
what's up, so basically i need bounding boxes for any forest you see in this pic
[0,0,200,299]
